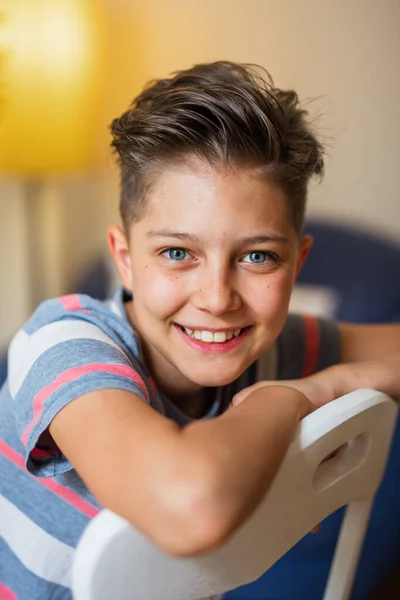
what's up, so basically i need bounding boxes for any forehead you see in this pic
[132,161,295,239]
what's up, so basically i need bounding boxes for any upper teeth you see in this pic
[183,327,242,343]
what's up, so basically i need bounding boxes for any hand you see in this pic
[230,383,315,421]
[232,371,339,410]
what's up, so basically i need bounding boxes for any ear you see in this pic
[107,226,133,291]
[295,234,313,280]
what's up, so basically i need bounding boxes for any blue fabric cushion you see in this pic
[299,222,400,323]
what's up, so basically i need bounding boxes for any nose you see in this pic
[192,265,242,316]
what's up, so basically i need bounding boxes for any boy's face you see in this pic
[109,161,311,399]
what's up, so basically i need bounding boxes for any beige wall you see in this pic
[0,182,31,346]
[1,0,399,346]
[130,0,400,239]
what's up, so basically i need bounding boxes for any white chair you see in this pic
[72,389,398,600]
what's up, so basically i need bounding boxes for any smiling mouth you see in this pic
[178,325,246,343]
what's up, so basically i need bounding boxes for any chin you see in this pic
[185,367,245,388]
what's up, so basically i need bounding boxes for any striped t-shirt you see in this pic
[0,288,340,600]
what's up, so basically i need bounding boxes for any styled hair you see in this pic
[110,61,324,233]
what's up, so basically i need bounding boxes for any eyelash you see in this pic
[160,247,281,266]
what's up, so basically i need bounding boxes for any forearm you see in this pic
[54,387,309,558]
[339,323,400,363]
[297,352,400,410]
[232,351,400,414]
[332,352,400,401]
[180,386,310,545]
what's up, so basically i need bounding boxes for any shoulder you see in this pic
[3,290,164,478]
[22,290,128,335]
[8,289,139,386]
[6,288,153,425]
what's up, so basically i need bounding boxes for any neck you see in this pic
[143,352,213,418]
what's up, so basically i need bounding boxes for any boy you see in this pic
[0,61,399,600]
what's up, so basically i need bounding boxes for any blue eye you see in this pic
[164,248,189,261]
[242,251,269,264]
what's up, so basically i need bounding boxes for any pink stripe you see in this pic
[58,294,91,313]
[0,583,18,600]
[301,315,320,377]
[58,294,82,311]
[0,438,99,519]
[35,476,99,518]
[22,363,149,447]
[0,439,25,469]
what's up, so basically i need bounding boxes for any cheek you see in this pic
[132,268,188,318]
[249,271,294,322]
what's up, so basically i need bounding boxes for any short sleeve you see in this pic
[9,317,150,478]
[276,314,341,380]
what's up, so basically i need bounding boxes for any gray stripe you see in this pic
[277,314,306,379]
[316,317,342,371]
[256,343,278,381]
[277,314,341,380]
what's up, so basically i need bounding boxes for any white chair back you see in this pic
[72,389,398,600]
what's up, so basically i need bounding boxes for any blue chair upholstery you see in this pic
[298,221,400,323]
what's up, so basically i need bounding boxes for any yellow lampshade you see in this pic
[0,0,105,175]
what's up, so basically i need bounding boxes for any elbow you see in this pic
[154,514,230,559]
[95,452,236,558]
[97,482,228,558]
[138,452,236,557]
[147,471,233,558]
[168,503,232,558]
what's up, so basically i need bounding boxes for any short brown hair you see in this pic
[110,61,324,233]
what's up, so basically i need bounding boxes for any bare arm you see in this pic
[325,351,400,402]
[339,323,400,363]
[49,385,311,557]
[233,352,400,409]
[233,324,400,409]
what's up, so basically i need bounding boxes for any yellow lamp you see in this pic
[0,0,106,309]
[0,0,105,174]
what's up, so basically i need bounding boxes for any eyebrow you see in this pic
[146,230,290,244]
